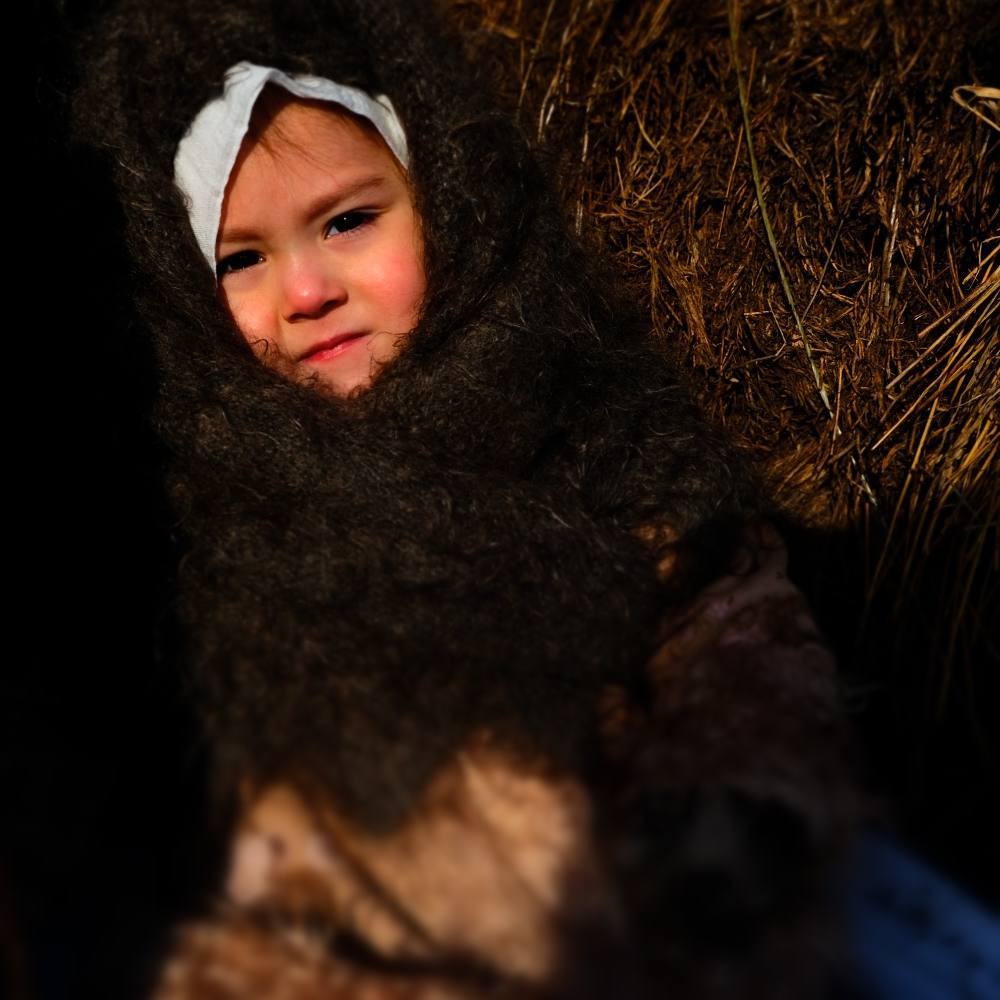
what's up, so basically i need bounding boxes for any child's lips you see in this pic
[299,332,369,363]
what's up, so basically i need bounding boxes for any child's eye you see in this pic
[216,250,263,279]
[325,211,375,238]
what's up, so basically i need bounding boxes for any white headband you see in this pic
[173,61,410,274]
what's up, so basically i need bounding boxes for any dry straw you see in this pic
[451,0,998,782]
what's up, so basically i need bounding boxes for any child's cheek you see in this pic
[369,246,426,328]
[218,286,245,335]
[221,289,270,351]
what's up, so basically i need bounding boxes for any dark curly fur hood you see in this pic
[71,0,759,833]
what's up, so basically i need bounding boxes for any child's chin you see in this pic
[302,363,376,400]
[308,339,412,398]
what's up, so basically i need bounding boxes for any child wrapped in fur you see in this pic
[71,0,861,996]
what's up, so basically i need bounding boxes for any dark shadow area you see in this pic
[6,4,218,998]
[777,515,999,911]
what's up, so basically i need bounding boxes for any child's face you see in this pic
[216,100,425,396]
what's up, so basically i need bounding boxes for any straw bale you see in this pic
[449,0,999,891]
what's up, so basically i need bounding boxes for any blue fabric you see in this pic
[840,831,1000,999]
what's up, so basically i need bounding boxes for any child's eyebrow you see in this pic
[301,175,391,224]
[218,174,391,245]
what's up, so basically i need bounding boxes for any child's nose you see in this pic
[280,253,347,320]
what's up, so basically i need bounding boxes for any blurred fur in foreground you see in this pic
[154,528,861,1000]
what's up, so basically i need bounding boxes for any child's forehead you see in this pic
[247,95,397,165]
[251,88,378,136]
[229,100,407,204]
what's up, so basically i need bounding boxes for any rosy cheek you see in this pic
[220,291,264,347]
[372,248,426,324]
[218,287,243,332]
